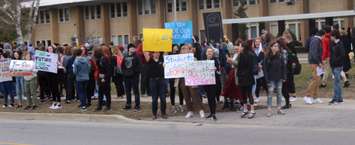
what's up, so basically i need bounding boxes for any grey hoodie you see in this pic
[73,56,91,81]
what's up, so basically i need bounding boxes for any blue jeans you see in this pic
[76,81,88,107]
[150,78,167,116]
[124,76,140,108]
[15,77,25,103]
[0,81,16,105]
[332,67,343,102]
[267,80,283,108]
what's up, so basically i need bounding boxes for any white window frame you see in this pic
[58,8,70,23]
[286,21,301,40]
[167,0,188,13]
[84,5,101,20]
[269,22,279,36]
[316,18,345,30]
[110,2,128,19]
[138,0,156,15]
[270,0,286,3]
[112,34,130,47]
[247,23,260,40]
[200,0,221,10]
[37,10,50,24]
[233,0,258,7]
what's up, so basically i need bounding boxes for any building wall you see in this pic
[32,0,355,46]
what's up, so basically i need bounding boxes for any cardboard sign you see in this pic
[143,28,173,52]
[35,50,58,73]
[185,60,216,86]
[0,59,11,77]
[8,60,34,76]
[164,21,193,44]
[164,53,194,79]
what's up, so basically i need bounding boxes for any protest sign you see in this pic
[8,60,35,76]
[0,59,11,77]
[164,21,193,44]
[143,28,173,52]
[35,50,58,73]
[185,60,216,86]
[164,53,194,79]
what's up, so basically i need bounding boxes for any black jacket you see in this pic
[330,40,345,68]
[98,56,114,81]
[122,53,141,77]
[146,59,164,79]
[263,53,287,82]
[237,51,255,86]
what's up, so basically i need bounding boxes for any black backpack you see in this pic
[292,54,302,75]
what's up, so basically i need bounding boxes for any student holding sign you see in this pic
[23,51,38,110]
[46,46,62,110]
[146,52,167,120]
[179,45,205,119]
[203,47,221,121]
[13,51,25,108]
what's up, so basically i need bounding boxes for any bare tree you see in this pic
[0,0,40,49]
[233,0,248,40]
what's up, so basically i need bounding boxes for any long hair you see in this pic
[266,41,280,58]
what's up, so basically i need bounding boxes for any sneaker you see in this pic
[277,110,286,115]
[266,112,273,118]
[2,105,7,108]
[281,104,292,110]
[80,106,87,112]
[185,111,194,119]
[152,115,158,120]
[313,98,323,104]
[337,100,344,104]
[161,115,168,120]
[248,112,256,119]
[290,96,297,102]
[8,104,13,108]
[49,103,56,109]
[54,103,62,109]
[123,106,131,110]
[328,100,338,105]
[254,97,260,103]
[212,115,217,121]
[241,112,248,118]
[304,97,313,105]
[178,105,184,113]
[199,110,205,118]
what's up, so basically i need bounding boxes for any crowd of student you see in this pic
[0,25,352,121]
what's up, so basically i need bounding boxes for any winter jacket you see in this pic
[322,33,331,61]
[330,40,345,68]
[73,56,91,81]
[98,56,114,82]
[237,51,255,86]
[263,54,287,82]
[308,36,323,65]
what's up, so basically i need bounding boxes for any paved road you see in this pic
[0,117,355,145]
[1,99,355,145]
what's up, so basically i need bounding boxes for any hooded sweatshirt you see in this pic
[322,33,331,61]
[73,56,91,81]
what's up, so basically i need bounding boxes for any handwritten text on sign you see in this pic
[164,53,194,79]
[164,21,193,44]
[35,50,58,73]
[185,60,216,86]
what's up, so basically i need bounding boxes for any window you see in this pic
[167,0,188,13]
[111,35,129,46]
[110,2,128,18]
[37,10,50,24]
[138,0,156,15]
[286,22,301,40]
[270,23,278,36]
[247,23,259,39]
[316,18,345,30]
[84,5,101,20]
[199,0,220,9]
[233,0,257,6]
[270,0,285,3]
[59,8,70,23]
[85,7,90,19]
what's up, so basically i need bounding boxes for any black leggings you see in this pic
[48,73,60,102]
[255,77,268,98]
[204,85,217,115]
[240,85,254,105]
[98,79,111,108]
[169,79,184,106]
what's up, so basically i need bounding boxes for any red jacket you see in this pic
[322,33,331,61]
